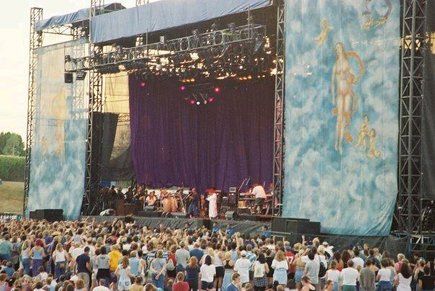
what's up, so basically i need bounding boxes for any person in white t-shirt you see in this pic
[376,259,393,291]
[234,251,252,284]
[340,260,359,291]
[352,249,365,270]
[326,260,340,291]
[251,183,267,214]
[200,255,216,290]
[52,244,69,279]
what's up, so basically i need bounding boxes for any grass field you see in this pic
[0,181,24,214]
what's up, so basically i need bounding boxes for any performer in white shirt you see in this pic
[206,188,218,219]
[251,183,267,214]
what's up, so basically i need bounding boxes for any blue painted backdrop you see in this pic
[283,0,400,235]
[27,40,87,219]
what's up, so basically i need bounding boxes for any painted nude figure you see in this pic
[331,42,365,154]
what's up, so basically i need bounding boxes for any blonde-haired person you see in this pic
[116,256,133,290]
[272,250,289,287]
[150,250,167,289]
[293,249,307,290]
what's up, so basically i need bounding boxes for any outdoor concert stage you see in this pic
[24,0,433,252]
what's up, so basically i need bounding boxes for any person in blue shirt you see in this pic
[261,225,271,238]
[226,272,241,291]
[189,243,204,262]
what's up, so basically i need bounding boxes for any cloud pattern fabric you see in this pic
[27,40,87,219]
[283,0,400,235]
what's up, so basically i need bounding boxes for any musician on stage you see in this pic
[251,183,267,214]
[187,188,200,218]
[146,191,157,207]
[206,188,218,219]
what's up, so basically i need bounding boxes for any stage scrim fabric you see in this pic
[129,78,274,191]
[283,0,400,235]
[27,40,88,219]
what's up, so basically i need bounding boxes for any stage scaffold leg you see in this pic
[24,7,43,215]
[272,0,285,216]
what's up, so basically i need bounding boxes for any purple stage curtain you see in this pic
[129,77,274,191]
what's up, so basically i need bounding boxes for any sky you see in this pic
[0,0,141,139]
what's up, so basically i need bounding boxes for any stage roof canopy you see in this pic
[35,3,126,31]
[91,0,273,43]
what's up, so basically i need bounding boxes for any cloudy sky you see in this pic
[0,0,148,138]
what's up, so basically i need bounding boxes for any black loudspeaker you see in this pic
[271,217,310,233]
[64,73,73,83]
[286,220,320,234]
[225,211,238,220]
[202,219,212,230]
[30,209,63,222]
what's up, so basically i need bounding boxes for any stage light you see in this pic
[180,85,186,91]
[76,71,87,80]
[140,82,146,87]
[208,97,215,103]
[196,101,200,105]
[190,99,195,105]
[214,87,220,93]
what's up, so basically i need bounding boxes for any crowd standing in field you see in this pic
[0,218,433,291]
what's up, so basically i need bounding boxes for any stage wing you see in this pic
[27,39,88,219]
[283,0,400,235]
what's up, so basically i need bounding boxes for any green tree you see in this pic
[0,132,25,156]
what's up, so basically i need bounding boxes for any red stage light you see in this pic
[140,82,146,87]
[180,85,186,91]
[189,99,195,105]
[214,87,220,93]
[208,97,215,103]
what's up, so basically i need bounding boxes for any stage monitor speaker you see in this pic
[64,73,73,83]
[30,209,63,222]
[137,210,161,217]
[225,211,239,220]
[171,212,187,218]
[143,206,156,211]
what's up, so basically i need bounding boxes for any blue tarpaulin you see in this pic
[36,3,125,31]
[91,0,272,43]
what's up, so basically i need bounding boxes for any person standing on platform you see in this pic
[251,183,267,214]
[206,188,218,219]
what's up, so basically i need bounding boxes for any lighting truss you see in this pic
[65,24,267,73]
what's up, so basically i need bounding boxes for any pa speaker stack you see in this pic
[29,209,63,222]
[272,217,320,235]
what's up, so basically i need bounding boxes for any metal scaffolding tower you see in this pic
[272,0,285,215]
[24,7,43,214]
[83,0,104,215]
[396,0,427,233]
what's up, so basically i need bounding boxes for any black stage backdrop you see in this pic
[129,77,274,191]
[422,2,435,200]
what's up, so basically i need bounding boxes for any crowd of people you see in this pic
[0,217,433,291]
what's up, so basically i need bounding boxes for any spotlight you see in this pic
[196,101,200,105]
[180,85,186,91]
[189,99,195,105]
[76,71,87,80]
[140,82,146,87]
[208,97,215,103]
[214,87,220,93]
